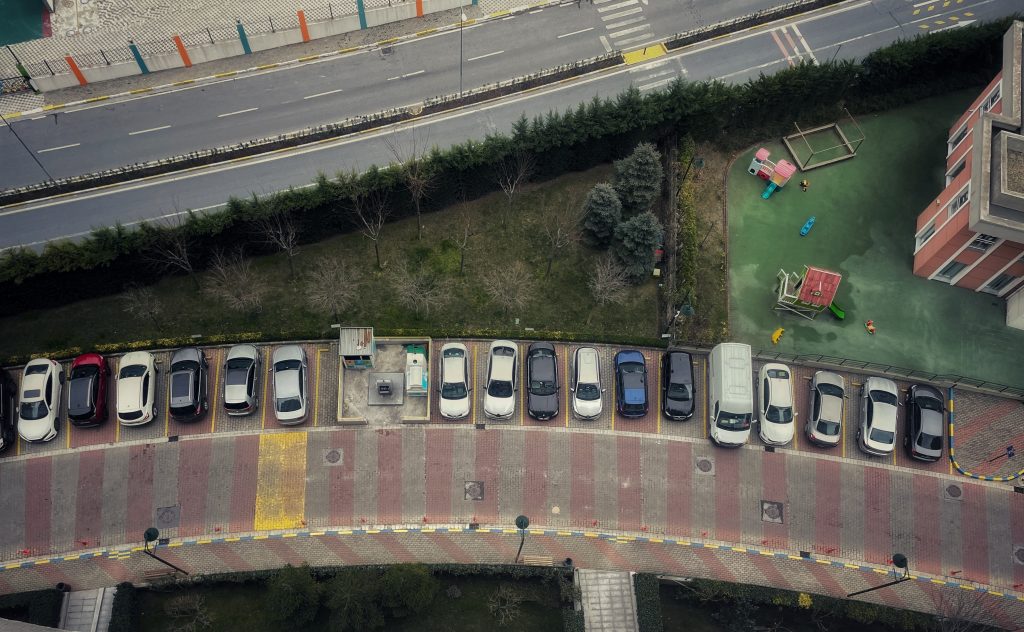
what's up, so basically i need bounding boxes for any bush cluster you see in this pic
[633,573,665,632]
[108,582,139,632]
[0,588,63,628]
[0,17,1014,319]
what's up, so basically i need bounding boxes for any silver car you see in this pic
[223,344,261,416]
[858,376,899,457]
[484,340,518,419]
[272,345,308,425]
[438,343,470,420]
[570,347,603,419]
[805,371,844,448]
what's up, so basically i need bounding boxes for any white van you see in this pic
[707,343,753,447]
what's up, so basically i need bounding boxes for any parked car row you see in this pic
[0,344,312,448]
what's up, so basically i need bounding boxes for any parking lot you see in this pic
[0,337,982,477]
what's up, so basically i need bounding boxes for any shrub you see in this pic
[264,564,322,629]
[613,211,664,283]
[378,564,440,617]
[108,582,138,632]
[633,574,664,632]
[613,142,664,216]
[324,569,384,632]
[582,183,623,247]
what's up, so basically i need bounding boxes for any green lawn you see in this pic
[727,88,1024,388]
[0,166,659,359]
[0,0,43,46]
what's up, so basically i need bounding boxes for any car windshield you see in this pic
[225,359,252,385]
[71,365,97,380]
[441,382,468,399]
[917,395,943,412]
[869,427,895,445]
[119,364,147,379]
[20,401,49,421]
[171,360,197,373]
[488,380,513,398]
[277,397,302,413]
[667,383,691,401]
[24,364,48,375]
[717,411,751,430]
[531,380,556,396]
[492,346,515,357]
[766,368,789,379]
[870,390,898,406]
[815,419,840,436]
[917,433,942,450]
[275,360,302,372]
[765,405,793,423]
[817,383,844,398]
[576,383,601,401]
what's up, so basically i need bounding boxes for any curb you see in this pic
[948,387,1023,482]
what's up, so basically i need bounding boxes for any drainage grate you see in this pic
[379,45,394,57]
[322,448,343,466]
[464,480,485,501]
[944,483,963,501]
[155,505,180,529]
[695,457,715,475]
[761,500,784,524]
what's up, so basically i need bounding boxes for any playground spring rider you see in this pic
[748,148,797,199]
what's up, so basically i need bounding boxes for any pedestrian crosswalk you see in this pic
[770,24,818,66]
[594,0,655,51]
[628,58,686,93]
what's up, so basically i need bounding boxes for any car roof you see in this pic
[171,347,201,364]
[489,346,516,382]
[442,352,467,382]
[667,351,693,382]
[762,364,793,406]
[616,350,644,365]
[575,347,600,381]
[117,376,144,411]
[276,368,301,398]
[530,351,556,381]
[273,345,305,364]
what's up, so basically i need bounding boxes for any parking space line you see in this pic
[472,344,478,424]
[792,378,798,450]
[164,376,170,437]
[610,362,616,431]
[519,343,525,426]
[314,348,326,426]
[114,358,121,443]
[261,348,270,431]
[840,393,846,459]
[564,346,570,428]
[210,350,221,434]
[656,354,661,435]
[702,361,708,440]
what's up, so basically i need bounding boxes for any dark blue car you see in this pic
[614,350,648,418]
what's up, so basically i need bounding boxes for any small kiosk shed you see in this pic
[338,327,376,369]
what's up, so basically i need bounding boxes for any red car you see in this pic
[68,353,110,427]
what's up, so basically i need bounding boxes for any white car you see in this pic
[858,376,899,456]
[273,345,308,425]
[438,343,470,420]
[18,358,63,443]
[117,351,157,426]
[570,347,603,419]
[757,362,795,446]
[484,340,518,419]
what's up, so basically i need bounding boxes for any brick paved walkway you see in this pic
[952,390,1024,479]
[0,426,1022,626]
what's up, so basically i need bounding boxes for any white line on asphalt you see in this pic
[36,143,80,153]
[128,125,172,136]
[30,116,46,121]
[528,8,542,12]
[598,0,637,12]
[502,15,514,20]
[609,24,650,37]
[303,88,344,99]
[601,6,642,20]
[217,107,258,118]
[912,0,937,6]
[791,24,819,64]
[605,16,645,30]
[467,50,504,62]
[403,70,425,78]
[638,77,674,92]
[558,27,594,38]
[628,59,667,72]
[599,35,612,52]
[614,33,656,46]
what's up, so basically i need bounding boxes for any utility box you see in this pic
[339,327,375,369]
[404,344,429,397]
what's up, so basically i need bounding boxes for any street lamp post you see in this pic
[514,515,530,563]
[847,554,908,597]
[142,528,190,575]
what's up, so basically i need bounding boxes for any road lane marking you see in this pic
[467,50,504,62]
[128,125,171,136]
[599,35,612,52]
[609,24,651,38]
[615,34,657,47]
[303,88,344,99]
[602,6,642,20]
[217,107,258,118]
[528,8,542,12]
[791,24,818,64]
[638,77,675,92]
[606,16,645,29]
[771,29,796,67]
[598,0,637,12]
[37,143,80,153]
[781,27,805,62]
[558,27,594,38]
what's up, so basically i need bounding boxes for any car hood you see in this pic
[574,396,602,418]
[529,393,558,417]
[439,396,470,418]
[665,397,693,417]
[760,419,794,445]
[711,425,749,446]
[485,395,515,417]
[19,417,52,440]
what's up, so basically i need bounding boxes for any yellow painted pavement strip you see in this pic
[623,44,667,66]
[253,432,308,530]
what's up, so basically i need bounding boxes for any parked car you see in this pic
[0,369,16,453]
[438,343,471,420]
[570,347,603,420]
[858,376,899,456]
[484,340,518,419]
[117,351,158,426]
[614,350,648,418]
[223,344,261,416]
[661,351,695,421]
[526,342,559,421]
[757,362,795,446]
[272,345,308,425]
[905,384,944,462]
[707,343,753,447]
[18,358,64,443]
[804,371,844,448]
[67,353,110,427]
[168,347,209,422]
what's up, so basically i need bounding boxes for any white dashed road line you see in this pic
[217,107,259,118]
[467,50,504,62]
[606,16,645,29]
[598,0,637,12]
[303,88,344,100]
[37,143,80,153]
[128,125,172,136]
[558,27,595,38]
[603,6,642,20]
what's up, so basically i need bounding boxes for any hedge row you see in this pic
[0,16,1016,320]
[0,588,63,628]
[633,573,665,632]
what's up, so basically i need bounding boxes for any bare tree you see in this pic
[540,196,585,276]
[202,250,266,313]
[493,150,535,227]
[255,210,300,278]
[481,260,535,315]
[451,202,476,275]
[352,189,391,270]
[120,285,163,328]
[165,593,212,632]
[585,256,629,325]
[385,129,436,240]
[304,256,361,322]
[145,222,198,289]
[935,587,998,632]
[487,584,525,627]
[389,258,453,317]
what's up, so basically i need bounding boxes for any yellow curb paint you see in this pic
[213,71,237,78]
[168,542,183,547]
[253,432,308,531]
[225,537,241,542]
[83,96,110,103]
[376,37,400,46]
[172,79,196,86]
[256,64,280,70]
[210,349,221,434]
[298,55,319,62]
[282,533,298,538]
[416,28,437,36]
[623,43,667,65]
[788,555,803,561]
[490,9,510,17]
[129,88,153,94]
[731,546,745,552]
[338,47,359,54]
[564,346,570,428]
[197,539,211,544]
[649,538,663,544]
[314,348,327,426]
[310,531,326,536]
[42,104,62,111]
[557,531,573,536]
[4,563,20,570]
[261,347,270,431]
[253,535,268,540]
[66,418,72,449]
[584,532,598,538]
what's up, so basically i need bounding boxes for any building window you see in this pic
[948,126,968,152]
[946,159,966,184]
[916,222,936,250]
[949,187,969,219]
[935,260,967,280]
[967,233,998,252]
[984,273,1016,294]
[981,85,1001,112]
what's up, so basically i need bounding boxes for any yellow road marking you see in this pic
[254,432,308,530]
[610,349,616,431]
[472,344,478,424]
[623,43,667,65]
[210,349,221,434]
[656,351,661,435]
[564,345,570,428]
[841,393,846,459]
[913,8,920,14]
[702,360,708,440]
[261,347,270,430]
[114,358,121,443]
[314,348,327,426]
[791,376,798,450]
[519,343,525,426]
[164,364,170,437]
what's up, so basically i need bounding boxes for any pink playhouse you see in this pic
[748,148,797,199]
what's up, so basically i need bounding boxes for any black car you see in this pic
[661,351,695,420]
[0,369,16,453]
[526,342,559,420]
[169,347,209,422]
[905,384,944,462]
[614,350,648,418]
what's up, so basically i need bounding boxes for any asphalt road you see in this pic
[0,0,785,190]
[0,0,1016,249]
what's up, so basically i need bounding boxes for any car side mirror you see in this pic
[602,388,607,392]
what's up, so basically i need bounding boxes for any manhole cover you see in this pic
[379,45,394,57]
[323,448,343,466]
[155,505,180,529]
[695,458,715,475]
[944,483,963,500]
[1014,546,1024,565]
[464,481,484,501]
[761,500,784,524]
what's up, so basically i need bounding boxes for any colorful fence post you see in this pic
[415,0,423,17]
[356,0,367,29]
[127,40,149,74]
[172,35,192,68]
[64,55,87,86]
[236,20,252,54]
[297,11,311,42]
